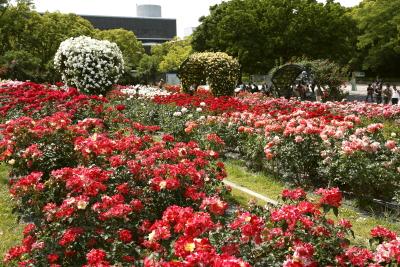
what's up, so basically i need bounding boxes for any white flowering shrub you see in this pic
[54,36,124,95]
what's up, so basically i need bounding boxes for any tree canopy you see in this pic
[136,37,192,82]
[192,0,357,74]
[0,2,95,81]
[351,0,400,76]
[158,37,192,73]
[0,1,144,83]
[95,28,144,70]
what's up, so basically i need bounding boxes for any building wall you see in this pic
[81,15,176,44]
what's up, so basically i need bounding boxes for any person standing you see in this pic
[383,84,392,104]
[366,84,374,102]
[375,83,383,104]
[158,79,165,89]
[392,85,399,105]
[315,86,322,102]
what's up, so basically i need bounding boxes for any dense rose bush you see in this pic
[54,36,124,95]
[0,81,107,122]
[1,82,400,266]
[118,89,400,204]
[318,122,400,201]
[114,189,399,266]
[2,113,228,266]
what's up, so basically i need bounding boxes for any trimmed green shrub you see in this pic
[179,52,240,96]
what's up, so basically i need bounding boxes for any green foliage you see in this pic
[179,52,240,96]
[0,0,8,13]
[136,37,193,83]
[300,59,349,100]
[95,28,144,70]
[0,3,95,82]
[351,0,400,76]
[271,59,349,101]
[95,29,144,84]
[192,0,357,74]
[0,50,41,81]
[158,37,192,73]
[137,54,160,83]
[266,135,324,186]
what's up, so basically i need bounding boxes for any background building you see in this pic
[81,4,176,52]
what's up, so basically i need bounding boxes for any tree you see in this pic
[95,28,144,70]
[0,0,9,17]
[0,1,43,80]
[95,29,145,84]
[136,37,193,83]
[192,0,357,74]
[137,54,159,83]
[37,12,95,81]
[0,2,95,82]
[351,0,400,77]
[158,37,192,73]
[0,1,41,56]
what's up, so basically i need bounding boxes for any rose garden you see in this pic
[0,31,398,267]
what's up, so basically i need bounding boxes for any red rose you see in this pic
[118,229,133,243]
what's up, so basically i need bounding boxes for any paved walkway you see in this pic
[343,84,369,102]
[223,180,278,205]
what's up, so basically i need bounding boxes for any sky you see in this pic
[33,0,362,37]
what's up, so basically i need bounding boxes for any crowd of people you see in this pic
[235,83,273,95]
[366,81,399,105]
[147,78,400,106]
[235,82,326,102]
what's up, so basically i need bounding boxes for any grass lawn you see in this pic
[0,164,23,260]
[224,159,400,246]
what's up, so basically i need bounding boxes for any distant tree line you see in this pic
[192,0,400,78]
[1,0,399,83]
[0,0,145,83]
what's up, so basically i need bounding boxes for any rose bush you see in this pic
[118,89,400,204]
[1,82,400,266]
[2,112,228,266]
[0,81,107,122]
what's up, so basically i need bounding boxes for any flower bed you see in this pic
[0,82,106,122]
[115,89,400,205]
[1,109,228,265]
[1,82,399,266]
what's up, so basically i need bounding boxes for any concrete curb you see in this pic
[223,180,278,205]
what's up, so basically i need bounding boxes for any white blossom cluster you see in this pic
[122,85,171,99]
[54,36,124,95]
[0,80,24,88]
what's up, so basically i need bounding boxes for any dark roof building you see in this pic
[80,5,176,52]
